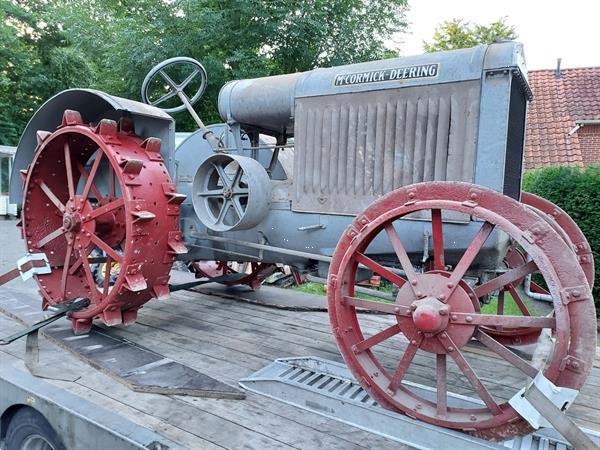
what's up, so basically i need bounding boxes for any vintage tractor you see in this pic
[9,42,597,440]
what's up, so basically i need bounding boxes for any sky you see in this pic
[397,0,600,71]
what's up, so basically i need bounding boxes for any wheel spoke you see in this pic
[388,334,423,393]
[474,260,538,298]
[431,209,445,270]
[497,289,505,315]
[439,335,502,415]
[178,68,200,90]
[353,252,407,288]
[216,199,231,223]
[232,166,243,188]
[451,312,555,328]
[152,90,177,106]
[103,255,111,296]
[80,255,99,301]
[384,224,418,284]
[214,164,231,188]
[343,295,411,315]
[231,197,245,220]
[159,70,178,90]
[353,324,402,354]
[506,285,532,316]
[473,329,538,378]
[36,226,66,248]
[86,198,125,222]
[60,240,74,299]
[436,354,447,416]
[88,234,122,264]
[76,160,104,201]
[38,181,65,213]
[81,152,104,201]
[446,222,495,292]
[64,141,75,198]
[197,190,224,198]
[233,188,249,195]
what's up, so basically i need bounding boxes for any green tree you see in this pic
[423,17,517,53]
[47,0,409,129]
[0,0,95,145]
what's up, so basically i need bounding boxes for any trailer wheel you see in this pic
[5,407,65,450]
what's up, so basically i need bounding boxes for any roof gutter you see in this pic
[567,119,600,137]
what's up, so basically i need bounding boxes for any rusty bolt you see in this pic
[411,340,417,345]
[571,290,581,298]
[451,314,458,321]
[440,332,448,339]
[466,316,473,323]
[448,346,455,352]
[408,192,415,199]
[470,192,478,200]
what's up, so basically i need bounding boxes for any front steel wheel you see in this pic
[327,182,596,440]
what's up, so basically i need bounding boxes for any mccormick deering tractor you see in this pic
[8,42,597,440]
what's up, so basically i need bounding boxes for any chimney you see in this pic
[555,58,562,78]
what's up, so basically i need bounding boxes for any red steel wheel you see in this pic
[327,181,597,440]
[482,192,595,346]
[190,260,278,290]
[521,192,594,288]
[21,110,187,334]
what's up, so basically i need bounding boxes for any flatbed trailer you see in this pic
[1,282,600,450]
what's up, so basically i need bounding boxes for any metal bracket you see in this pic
[510,372,599,449]
[16,253,51,281]
[509,372,578,429]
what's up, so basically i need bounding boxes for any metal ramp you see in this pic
[240,357,600,450]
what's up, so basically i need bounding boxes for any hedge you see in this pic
[522,165,600,317]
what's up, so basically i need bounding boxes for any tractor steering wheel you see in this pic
[141,56,208,114]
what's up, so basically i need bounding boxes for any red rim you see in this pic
[327,182,596,440]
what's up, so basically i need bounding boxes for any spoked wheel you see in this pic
[192,153,271,232]
[21,110,186,334]
[482,192,595,345]
[327,182,596,440]
[190,260,278,290]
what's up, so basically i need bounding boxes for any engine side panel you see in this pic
[293,81,480,215]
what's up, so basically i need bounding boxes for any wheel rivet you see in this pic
[451,314,458,321]
[571,290,580,298]
[394,306,401,313]
[447,282,454,288]
[411,340,417,345]
[415,403,422,410]
[470,415,477,421]
[411,280,418,286]
[410,303,417,311]
[387,388,395,396]
[572,361,580,368]
[448,346,454,352]
[438,294,446,300]
[416,291,422,297]
[439,308,448,316]
[466,316,473,322]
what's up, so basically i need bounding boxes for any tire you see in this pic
[4,407,65,450]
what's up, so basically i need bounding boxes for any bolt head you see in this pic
[411,279,418,286]
[466,316,473,323]
[448,346,454,352]
[447,282,454,289]
[438,294,446,300]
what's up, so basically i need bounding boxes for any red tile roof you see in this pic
[525,67,600,169]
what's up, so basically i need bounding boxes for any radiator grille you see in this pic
[293,81,481,214]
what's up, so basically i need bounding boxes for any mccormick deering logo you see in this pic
[333,63,439,87]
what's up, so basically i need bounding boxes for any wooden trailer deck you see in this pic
[0,279,599,450]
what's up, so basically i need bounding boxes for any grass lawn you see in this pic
[480,291,542,316]
[290,281,393,302]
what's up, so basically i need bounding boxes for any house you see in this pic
[525,64,600,169]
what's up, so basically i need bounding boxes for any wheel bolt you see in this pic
[451,315,458,321]
[470,415,477,421]
[439,308,448,316]
[438,294,446,300]
[394,306,401,314]
[448,346,454,352]
[447,282,454,288]
[411,340,417,345]
[411,280,418,286]
[466,316,473,322]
